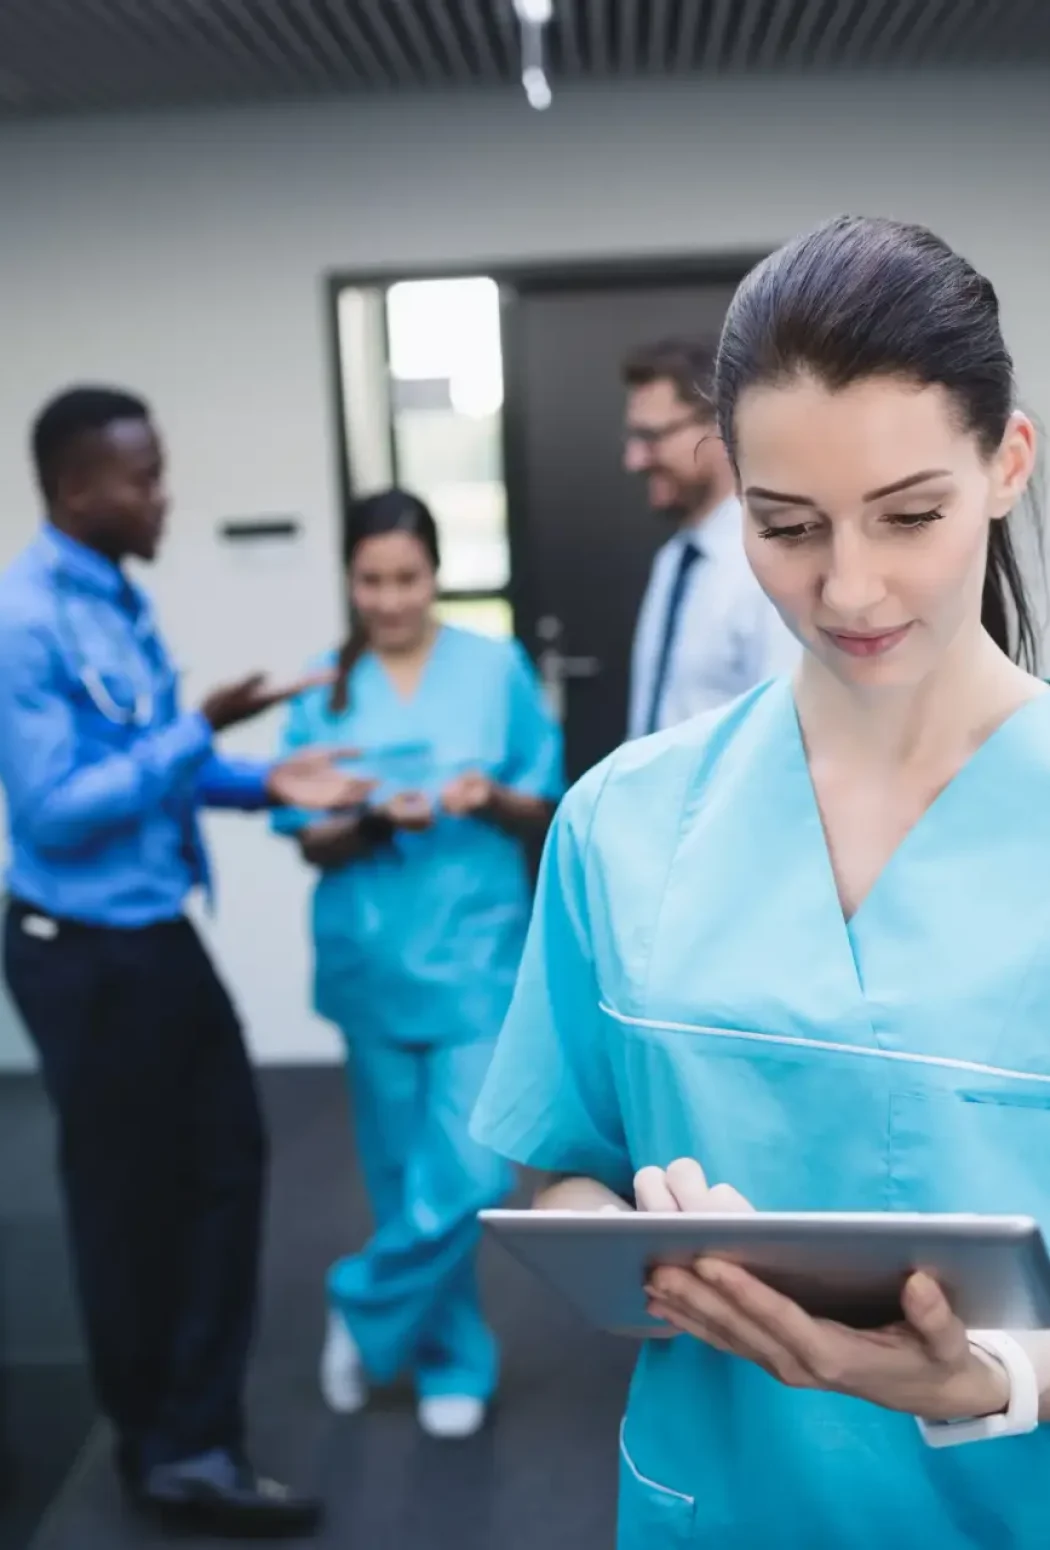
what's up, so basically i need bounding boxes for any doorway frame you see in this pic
[324,249,768,638]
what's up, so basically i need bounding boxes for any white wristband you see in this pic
[918,1331,1040,1448]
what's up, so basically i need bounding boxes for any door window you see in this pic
[336,275,511,636]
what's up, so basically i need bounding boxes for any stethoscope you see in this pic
[52,572,162,728]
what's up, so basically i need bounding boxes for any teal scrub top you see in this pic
[274,626,563,1048]
[472,676,1050,1549]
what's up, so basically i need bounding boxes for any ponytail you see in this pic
[330,621,368,715]
[982,458,1045,670]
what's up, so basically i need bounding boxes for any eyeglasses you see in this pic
[623,412,711,449]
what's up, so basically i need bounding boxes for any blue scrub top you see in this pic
[275,625,563,1049]
[473,676,1050,1549]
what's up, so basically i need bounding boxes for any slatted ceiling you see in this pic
[582,0,610,76]
[0,0,1049,118]
[394,2,452,80]
[836,0,895,66]
[907,0,974,63]
[805,0,858,67]
[782,0,834,68]
[552,0,582,76]
[730,0,772,69]
[703,0,740,71]
[943,0,1017,64]
[642,0,664,72]
[616,0,636,72]
[429,0,486,78]
[867,0,940,65]
[320,6,379,83]
[935,0,986,63]
[356,7,416,84]
[757,0,804,71]
[671,2,702,73]
[363,5,427,82]
[458,0,504,79]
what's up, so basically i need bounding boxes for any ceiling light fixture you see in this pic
[512,0,553,111]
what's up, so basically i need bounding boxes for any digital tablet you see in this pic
[480,1211,1050,1332]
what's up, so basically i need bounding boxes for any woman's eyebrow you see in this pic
[744,468,953,507]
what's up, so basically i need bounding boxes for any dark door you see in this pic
[502,274,743,782]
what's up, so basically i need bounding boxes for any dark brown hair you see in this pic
[621,337,719,420]
[331,488,441,714]
[715,215,1041,667]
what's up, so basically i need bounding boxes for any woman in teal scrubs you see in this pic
[473,215,1050,1546]
[275,490,562,1439]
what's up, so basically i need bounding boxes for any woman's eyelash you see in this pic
[887,508,945,528]
[757,523,810,543]
[758,508,946,544]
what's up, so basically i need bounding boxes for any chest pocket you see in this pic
[887,1083,1050,1224]
[610,1017,900,1212]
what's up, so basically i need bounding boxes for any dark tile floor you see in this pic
[0,1363,94,1550]
[0,1075,94,1550]
[8,1066,632,1550]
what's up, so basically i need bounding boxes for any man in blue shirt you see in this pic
[0,387,370,1537]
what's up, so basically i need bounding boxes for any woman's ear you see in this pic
[989,411,1037,521]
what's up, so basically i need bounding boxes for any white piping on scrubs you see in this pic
[618,1419,696,1506]
[599,1003,1050,1091]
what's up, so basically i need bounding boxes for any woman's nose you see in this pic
[820,533,887,617]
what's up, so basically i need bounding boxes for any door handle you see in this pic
[537,645,602,723]
[549,652,601,678]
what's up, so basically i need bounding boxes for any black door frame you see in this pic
[324,249,768,638]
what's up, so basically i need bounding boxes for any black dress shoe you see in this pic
[137,1448,322,1539]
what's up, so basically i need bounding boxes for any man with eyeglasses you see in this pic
[622,337,797,737]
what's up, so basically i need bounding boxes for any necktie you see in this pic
[646,539,701,735]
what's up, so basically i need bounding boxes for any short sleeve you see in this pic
[500,640,565,799]
[470,765,633,1195]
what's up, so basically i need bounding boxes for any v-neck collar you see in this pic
[371,623,447,708]
[641,676,1050,1055]
[784,682,1050,935]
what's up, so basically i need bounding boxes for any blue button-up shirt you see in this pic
[0,527,272,927]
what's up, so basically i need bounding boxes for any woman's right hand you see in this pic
[630,1161,753,1340]
[532,1163,746,1340]
[299,809,400,869]
[634,1158,753,1215]
[298,816,369,870]
[375,791,435,832]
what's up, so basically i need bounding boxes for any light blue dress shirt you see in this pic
[0,527,272,927]
[628,496,799,737]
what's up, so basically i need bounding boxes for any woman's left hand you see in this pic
[441,771,494,817]
[376,791,435,832]
[645,1168,1009,1423]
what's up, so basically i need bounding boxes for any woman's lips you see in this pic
[822,624,913,658]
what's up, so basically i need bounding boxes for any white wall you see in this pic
[0,73,1047,1067]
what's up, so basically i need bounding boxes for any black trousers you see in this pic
[3,900,266,1475]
